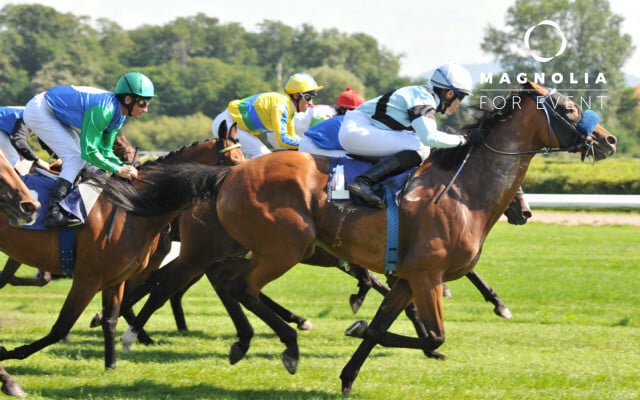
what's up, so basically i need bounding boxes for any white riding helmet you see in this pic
[430,63,473,98]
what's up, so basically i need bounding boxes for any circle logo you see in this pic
[524,20,567,63]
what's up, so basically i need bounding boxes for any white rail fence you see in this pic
[526,194,640,209]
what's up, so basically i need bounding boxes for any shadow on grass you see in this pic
[37,380,344,400]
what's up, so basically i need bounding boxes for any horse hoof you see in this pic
[344,320,368,338]
[297,319,314,331]
[229,342,248,365]
[349,294,364,313]
[281,351,298,374]
[424,350,447,360]
[494,305,512,319]
[1,378,27,398]
[89,311,102,328]
[442,285,452,298]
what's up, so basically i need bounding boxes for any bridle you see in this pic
[435,87,595,204]
[481,88,594,158]
[214,122,243,166]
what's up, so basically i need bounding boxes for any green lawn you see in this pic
[1,221,639,399]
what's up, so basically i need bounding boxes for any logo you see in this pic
[524,20,567,63]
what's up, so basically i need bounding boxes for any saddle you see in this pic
[20,166,102,231]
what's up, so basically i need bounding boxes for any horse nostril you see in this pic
[607,136,617,145]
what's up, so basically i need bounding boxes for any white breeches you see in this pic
[23,93,86,183]
[338,110,431,161]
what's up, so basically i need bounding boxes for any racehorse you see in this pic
[99,81,617,393]
[0,151,40,398]
[0,137,248,378]
[0,134,141,289]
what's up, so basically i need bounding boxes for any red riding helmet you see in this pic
[336,87,365,110]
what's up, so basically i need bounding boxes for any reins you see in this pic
[481,89,587,157]
[435,87,592,203]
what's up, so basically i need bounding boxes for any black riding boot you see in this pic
[347,150,422,209]
[44,179,82,228]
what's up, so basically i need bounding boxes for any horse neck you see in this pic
[457,99,547,222]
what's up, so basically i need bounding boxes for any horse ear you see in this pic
[217,120,228,140]
[526,80,544,95]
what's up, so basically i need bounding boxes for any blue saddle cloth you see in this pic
[21,174,87,231]
[328,157,415,206]
[19,173,81,277]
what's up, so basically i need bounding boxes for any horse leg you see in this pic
[100,282,124,369]
[0,279,99,363]
[340,278,414,394]
[121,258,206,353]
[0,260,50,289]
[226,256,300,374]
[0,259,22,289]
[0,364,26,398]
[258,292,313,330]
[203,268,255,364]
[169,275,203,332]
[465,270,512,319]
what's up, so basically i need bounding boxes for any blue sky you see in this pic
[2,0,639,79]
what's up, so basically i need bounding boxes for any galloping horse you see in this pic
[0,138,245,379]
[100,81,616,393]
[0,151,40,398]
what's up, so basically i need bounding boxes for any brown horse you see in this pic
[0,138,247,378]
[0,151,40,398]
[100,81,617,393]
[0,134,141,289]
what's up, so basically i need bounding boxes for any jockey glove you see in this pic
[464,128,485,145]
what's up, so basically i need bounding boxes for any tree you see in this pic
[480,0,634,123]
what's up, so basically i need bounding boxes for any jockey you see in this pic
[23,71,154,228]
[212,72,323,159]
[298,87,366,157]
[338,63,482,209]
[0,106,50,170]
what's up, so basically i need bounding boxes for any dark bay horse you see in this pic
[100,81,617,393]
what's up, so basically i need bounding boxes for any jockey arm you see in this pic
[271,102,299,149]
[410,108,466,149]
[9,118,40,161]
[80,106,125,174]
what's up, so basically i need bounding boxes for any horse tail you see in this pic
[98,163,232,216]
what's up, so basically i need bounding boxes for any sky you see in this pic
[2,0,639,79]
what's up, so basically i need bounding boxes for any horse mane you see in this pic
[140,139,217,168]
[430,82,535,170]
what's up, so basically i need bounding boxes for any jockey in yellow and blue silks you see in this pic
[212,72,323,159]
[23,71,154,228]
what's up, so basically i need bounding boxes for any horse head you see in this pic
[113,134,140,166]
[520,81,616,160]
[214,120,244,166]
[0,151,40,225]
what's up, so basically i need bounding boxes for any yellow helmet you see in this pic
[284,72,324,94]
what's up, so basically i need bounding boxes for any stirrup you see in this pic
[347,183,385,209]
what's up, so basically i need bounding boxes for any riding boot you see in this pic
[347,150,422,209]
[44,178,82,228]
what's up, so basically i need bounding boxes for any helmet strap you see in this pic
[435,88,456,114]
[117,94,135,116]
[290,94,303,112]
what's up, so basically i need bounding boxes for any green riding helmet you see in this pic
[114,72,155,98]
